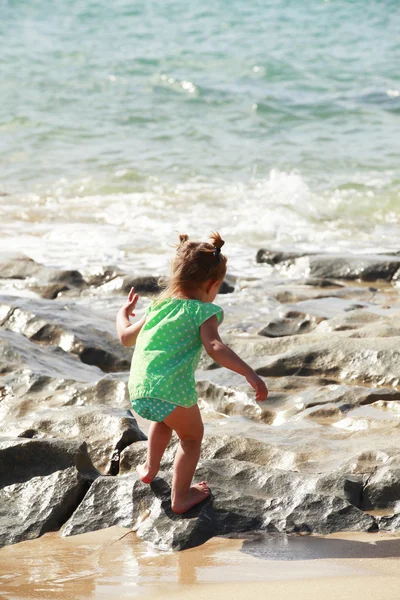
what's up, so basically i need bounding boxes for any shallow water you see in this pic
[1,0,400,275]
[1,528,400,599]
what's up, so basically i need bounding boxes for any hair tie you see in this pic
[213,246,221,257]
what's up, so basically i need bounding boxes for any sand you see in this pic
[1,528,400,600]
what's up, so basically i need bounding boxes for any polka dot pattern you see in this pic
[128,298,223,421]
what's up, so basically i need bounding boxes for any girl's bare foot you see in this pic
[136,463,158,484]
[171,482,211,514]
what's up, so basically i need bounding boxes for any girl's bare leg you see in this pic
[137,421,172,483]
[164,404,210,514]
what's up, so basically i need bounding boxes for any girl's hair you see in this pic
[157,231,227,300]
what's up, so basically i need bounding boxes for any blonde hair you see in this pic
[157,231,227,301]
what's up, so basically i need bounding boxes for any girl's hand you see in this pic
[122,287,139,318]
[246,372,269,402]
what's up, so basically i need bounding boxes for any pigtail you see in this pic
[178,233,189,246]
[209,231,225,250]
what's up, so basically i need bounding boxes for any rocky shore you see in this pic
[1,249,400,551]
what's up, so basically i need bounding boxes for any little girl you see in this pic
[116,232,268,514]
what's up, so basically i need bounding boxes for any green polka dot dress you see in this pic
[128,298,223,422]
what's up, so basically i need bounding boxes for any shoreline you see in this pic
[1,528,400,599]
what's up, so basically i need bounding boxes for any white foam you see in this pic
[1,170,399,275]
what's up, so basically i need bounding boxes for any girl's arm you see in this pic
[200,315,268,401]
[116,287,146,347]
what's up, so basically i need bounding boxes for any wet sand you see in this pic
[1,528,400,600]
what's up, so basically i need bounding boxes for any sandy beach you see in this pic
[1,529,400,599]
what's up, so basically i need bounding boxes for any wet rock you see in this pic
[0,406,146,472]
[197,380,271,422]
[256,337,400,386]
[49,270,86,288]
[62,461,375,551]
[39,283,71,300]
[83,265,123,287]
[0,370,130,428]
[258,309,323,338]
[119,435,301,476]
[0,295,131,373]
[219,279,234,294]
[363,466,400,510]
[0,329,104,382]
[256,249,400,282]
[282,297,369,320]
[306,405,343,423]
[0,438,99,547]
[121,275,161,295]
[314,308,382,334]
[119,433,344,479]
[0,254,47,280]
[256,249,310,265]
[0,468,90,547]
[378,512,400,532]
[308,254,400,282]
[61,473,152,536]
[304,278,344,288]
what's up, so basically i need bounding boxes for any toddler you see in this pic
[116,232,268,514]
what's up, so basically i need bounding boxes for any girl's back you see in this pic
[129,298,223,409]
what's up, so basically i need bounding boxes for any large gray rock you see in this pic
[256,249,400,282]
[0,329,103,382]
[61,473,152,536]
[0,372,130,422]
[62,461,375,551]
[0,295,131,373]
[0,254,51,281]
[256,337,400,386]
[0,438,99,547]
[0,406,146,472]
[308,254,400,282]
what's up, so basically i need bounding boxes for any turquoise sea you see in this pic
[1,0,400,273]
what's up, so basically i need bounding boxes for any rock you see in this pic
[0,406,146,472]
[378,512,400,532]
[83,265,123,287]
[136,479,266,551]
[308,254,400,282]
[0,254,47,280]
[0,295,132,373]
[197,380,271,422]
[0,329,103,382]
[256,337,400,386]
[0,438,99,547]
[119,435,302,475]
[314,308,382,334]
[256,249,310,265]
[363,466,400,510]
[121,276,161,295]
[39,284,71,300]
[306,405,343,423]
[62,462,375,550]
[256,249,400,282]
[0,371,130,427]
[61,473,153,537]
[258,309,323,338]
[49,270,86,288]
[219,280,234,294]
[0,468,89,547]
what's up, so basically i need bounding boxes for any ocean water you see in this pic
[1,0,400,274]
